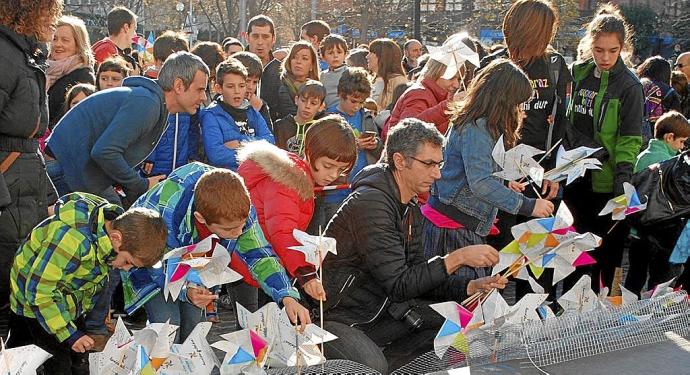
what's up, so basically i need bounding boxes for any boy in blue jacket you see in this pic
[200,58,274,171]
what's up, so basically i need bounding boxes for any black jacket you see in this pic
[259,58,282,122]
[47,66,95,128]
[323,164,464,326]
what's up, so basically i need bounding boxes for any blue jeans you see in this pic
[45,159,122,205]
[84,269,121,335]
[144,292,205,343]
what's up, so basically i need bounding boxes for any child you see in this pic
[423,59,554,288]
[275,41,321,120]
[96,56,130,90]
[233,51,274,131]
[127,162,311,342]
[64,83,96,110]
[200,58,274,171]
[142,31,189,79]
[273,80,326,155]
[320,34,349,108]
[363,98,378,117]
[238,116,357,303]
[8,193,167,374]
[635,111,690,172]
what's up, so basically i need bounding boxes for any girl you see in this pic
[275,41,321,120]
[564,4,644,292]
[65,83,96,111]
[238,115,357,302]
[96,56,130,90]
[367,38,408,110]
[423,59,554,289]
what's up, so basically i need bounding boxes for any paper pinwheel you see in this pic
[89,317,136,374]
[503,293,550,324]
[0,338,51,375]
[165,322,220,374]
[163,235,242,301]
[642,277,676,299]
[289,229,337,269]
[597,284,639,309]
[598,182,647,221]
[492,135,545,186]
[132,321,178,371]
[430,301,474,358]
[212,329,269,375]
[427,32,481,80]
[544,232,601,285]
[236,302,338,367]
[466,291,511,330]
[557,275,597,313]
[544,145,602,185]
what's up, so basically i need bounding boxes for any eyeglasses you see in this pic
[410,156,444,169]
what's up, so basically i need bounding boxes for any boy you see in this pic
[143,31,189,79]
[200,58,274,171]
[233,51,274,132]
[128,162,311,342]
[8,193,167,374]
[320,34,349,108]
[92,6,138,68]
[300,20,331,72]
[273,80,326,155]
[626,111,690,295]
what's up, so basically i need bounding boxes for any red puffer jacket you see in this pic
[382,78,451,140]
[237,141,317,285]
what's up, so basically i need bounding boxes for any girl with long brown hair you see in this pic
[275,40,321,120]
[367,38,408,110]
[423,59,554,289]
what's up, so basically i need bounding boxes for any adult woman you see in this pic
[564,4,643,292]
[238,115,356,302]
[367,38,408,110]
[46,15,95,128]
[383,34,483,140]
[275,41,320,120]
[423,59,554,289]
[0,0,61,309]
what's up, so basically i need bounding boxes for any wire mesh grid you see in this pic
[392,291,690,374]
[265,359,381,374]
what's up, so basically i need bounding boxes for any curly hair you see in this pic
[0,0,63,37]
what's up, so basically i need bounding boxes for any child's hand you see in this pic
[507,180,525,192]
[147,175,166,190]
[187,286,218,309]
[356,135,378,150]
[71,334,94,353]
[224,140,241,149]
[532,199,555,217]
[248,92,263,111]
[303,278,326,301]
[283,297,311,333]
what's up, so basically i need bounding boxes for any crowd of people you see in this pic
[1,0,690,374]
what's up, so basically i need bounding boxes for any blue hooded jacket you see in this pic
[142,112,200,176]
[47,76,168,199]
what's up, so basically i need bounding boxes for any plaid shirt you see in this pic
[10,193,123,343]
[131,162,299,304]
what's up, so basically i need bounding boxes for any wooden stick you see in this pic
[607,221,620,235]
[318,226,325,371]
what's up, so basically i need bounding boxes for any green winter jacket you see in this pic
[634,139,677,173]
[569,58,643,193]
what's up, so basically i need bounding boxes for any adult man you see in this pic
[47,52,209,204]
[92,6,138,67]
[402,39,423,73]
[321,119,507,374]
[676,52,690,81]
[300,20,331,71]
[246,15,282,121]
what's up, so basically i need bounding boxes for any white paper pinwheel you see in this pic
[132,321,178,372]
[430,301,474,358]
[544,145,602,185]
[212,329,269,375]
[0,338,51,375]
[288,229,337,269]
[492,135,545,186]
[236,302,338,367]
[558,275,597,313]
[466,291,511,330]
[89,317,136,375]
[427,32,481,80]
[598,182,647,221]
[503,293,550,324]
[163,235,242,301]
[164,322,219,374]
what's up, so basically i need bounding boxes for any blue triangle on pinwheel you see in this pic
[139,345,149,366]
[542,253,557,266]
[438,319,461,337]
[630,191,641,206]
[537,217,556,232]
[229,347,255,364]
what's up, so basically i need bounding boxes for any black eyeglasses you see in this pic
[410,156,444,169]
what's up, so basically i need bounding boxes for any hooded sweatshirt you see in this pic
[47,76,168,199]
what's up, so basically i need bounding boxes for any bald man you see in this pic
[676,52,690,80]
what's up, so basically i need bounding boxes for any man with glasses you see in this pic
[675,52,690,82]
[320,118,505,374]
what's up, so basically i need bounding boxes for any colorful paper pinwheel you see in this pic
[598,182,647,221]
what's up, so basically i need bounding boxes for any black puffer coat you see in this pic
[0,25,53,305]
[323,164,466,326]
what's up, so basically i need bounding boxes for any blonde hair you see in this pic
[56,15,95,67]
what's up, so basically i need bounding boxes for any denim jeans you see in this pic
[144,292,205,343]
[45,159,122,205]
[84,269,121,335]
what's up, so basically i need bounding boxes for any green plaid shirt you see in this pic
[10,193,123,342]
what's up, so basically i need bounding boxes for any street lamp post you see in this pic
[176,2,185,31]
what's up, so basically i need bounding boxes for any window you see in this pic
[445,0,463,11]
[420,0,436,12]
